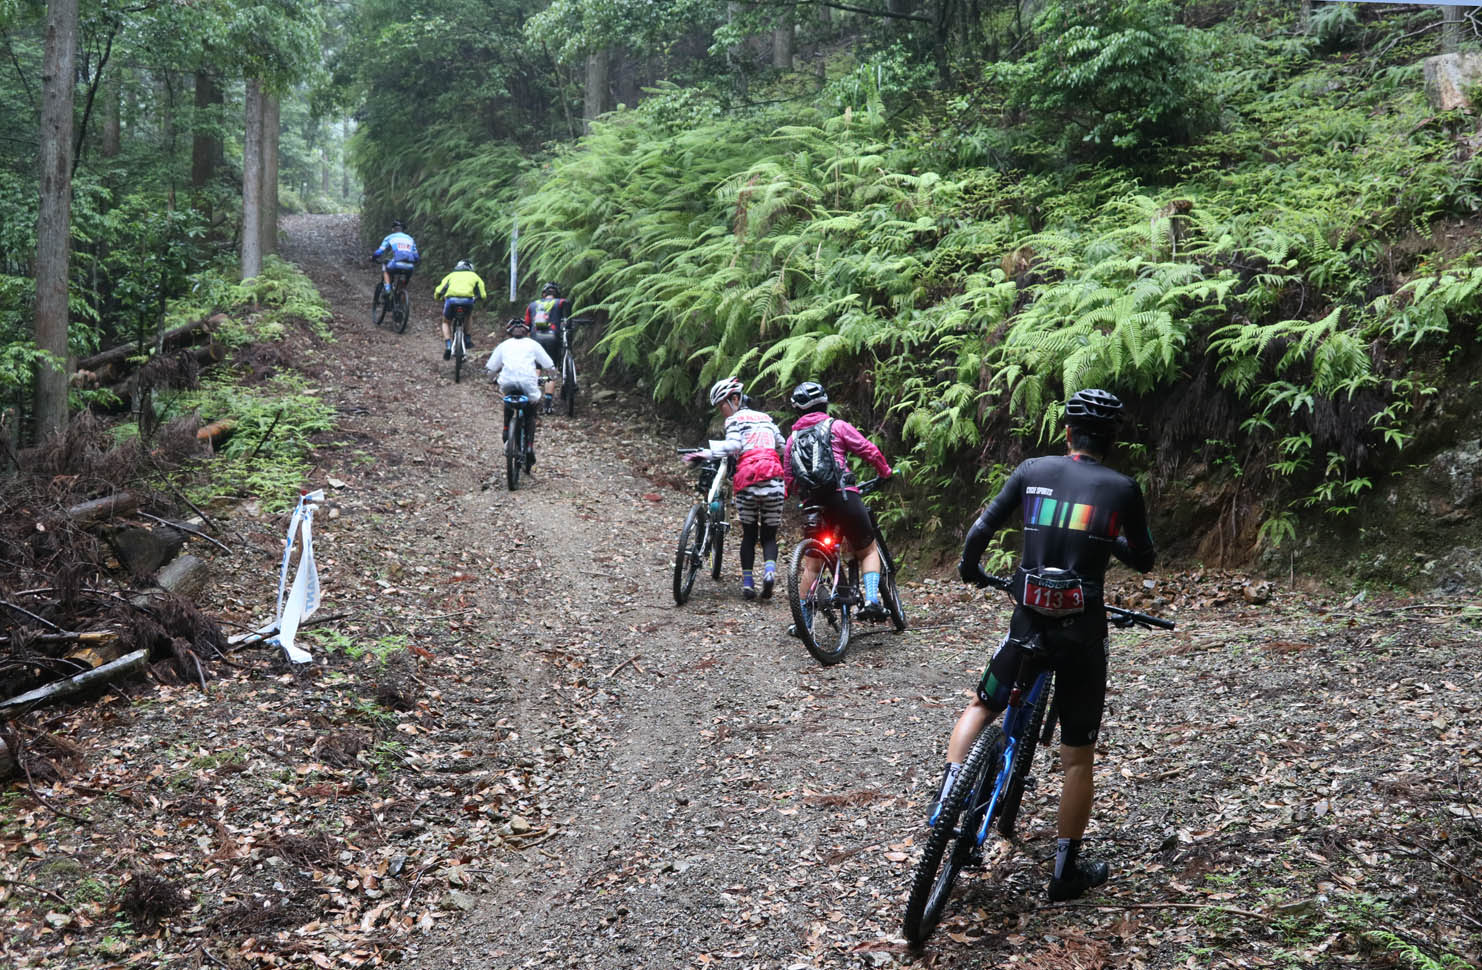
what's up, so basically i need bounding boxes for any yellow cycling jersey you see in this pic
[434,270,486,301]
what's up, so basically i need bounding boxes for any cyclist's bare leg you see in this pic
[440,314,452,343]
[798,550,824,597]
[857,540,881,576]
[1057,743,1094,839]
[946,696,997,763]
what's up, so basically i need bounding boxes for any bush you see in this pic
[992,0,1212,157]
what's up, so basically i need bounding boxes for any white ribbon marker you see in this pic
[267,489,325,663]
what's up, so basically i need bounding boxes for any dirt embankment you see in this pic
[1,215,1477,970]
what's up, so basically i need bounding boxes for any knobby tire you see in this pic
[505,422,522,491]
[902,725,1006,945]
[452,320,466,384]
[709,517,726,581]
[997,682,1052,837]
[875,529,907,633]
[562,353,578,417]
[393,287,410,334]
[787,539,850,665]
[372,284,389,327]
[672,506,705,604]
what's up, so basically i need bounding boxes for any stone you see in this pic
[1425,438,1482,510]
[445,890,477,912]
[1423,53,1482,112]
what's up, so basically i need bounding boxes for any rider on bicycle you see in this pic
[524,282,569,414]
[486,319,554,473]
[942,388,1157,902]
[369,220,419,291]
[685,378,786,600]
[782,381,892,620]
[433,259,487,360]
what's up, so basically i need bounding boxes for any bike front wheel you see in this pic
[902,724,1006,945]
[372,283,389,327]
[709,517,726,581]
[787,539,850,665]
[672,505,705,604]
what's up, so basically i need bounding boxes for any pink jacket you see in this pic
[782,411,892,497]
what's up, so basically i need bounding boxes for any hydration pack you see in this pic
[788,419,842,496]
[531,298,557,331]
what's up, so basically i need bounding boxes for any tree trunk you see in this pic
[773,15,794,71]
[583,50,609,132]
[261,92,280,256]
[241,79,263,280]
[33,0,80,441]
[1443,6,1462,53]
[102,67,120,157]
[190,71,221,190]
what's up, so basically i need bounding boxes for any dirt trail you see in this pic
[276,215,1480,970]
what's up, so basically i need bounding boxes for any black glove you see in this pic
[367,255,378,263]
[957,560,991,588]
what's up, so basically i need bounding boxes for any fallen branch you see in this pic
[0,599,63,632]
[1055,899,1267,919]
[0,876,70,906]
[0,649,148,718]
[0,629,119,647]
[137,512,232,554]
[225,611,351,650]
[66,491,141,524]
[607,654,641,678]
[76,316,214,375]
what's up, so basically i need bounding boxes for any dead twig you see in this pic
[607,654,641,678]
[0,599,63,632]
[0,876,71,906]
[137,511,233,554]
[1055,899,1267,919]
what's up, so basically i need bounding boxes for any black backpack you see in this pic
[789,419,842,496]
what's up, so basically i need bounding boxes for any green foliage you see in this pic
[992,0,1212,156]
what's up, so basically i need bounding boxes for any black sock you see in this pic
[1053,837,1081,879]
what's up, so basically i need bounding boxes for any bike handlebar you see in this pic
[978,574,1175,630]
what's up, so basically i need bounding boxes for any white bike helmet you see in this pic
[709,377,744,407]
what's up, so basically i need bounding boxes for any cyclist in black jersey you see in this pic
[940,388,1157,902]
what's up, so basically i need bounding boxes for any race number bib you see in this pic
[1023,571,1085,617]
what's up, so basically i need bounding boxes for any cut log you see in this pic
[106,523,186,577]
[196,418,236,446]
[0,629,120,647]
[63,639,131,670]
[0,649,148,717]
[129,554,211,609]
[67,492,140,525]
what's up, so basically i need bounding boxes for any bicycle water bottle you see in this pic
[709,499,723,520]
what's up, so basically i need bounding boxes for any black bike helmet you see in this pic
[391,220,405,231]
[790,381,829,413]
[541,282,561,297]
[455,259,473,271]
[1063,388,1124,429]
[507,318,529,336]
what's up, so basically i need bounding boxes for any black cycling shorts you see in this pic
[975,609,1108,748]
[533,330,560,364]
[817,488,876,553]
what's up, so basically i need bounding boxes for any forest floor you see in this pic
[2,214,1480,970]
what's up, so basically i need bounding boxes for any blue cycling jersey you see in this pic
[374,232,419,265]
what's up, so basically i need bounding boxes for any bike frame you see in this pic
[965,662,1053,847]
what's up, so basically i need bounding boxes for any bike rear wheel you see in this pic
[505,422,522,491]
[672,505,705,604]
[787,539,850,665]
[452,321,466,383]
[393,287,410,333]
[709,515,726,581]
[372,283,389,326]
[998,682,1052,837]
[902,724,1005,945]
[562,352,578,417]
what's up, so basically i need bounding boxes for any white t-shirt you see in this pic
[485,337,554,387]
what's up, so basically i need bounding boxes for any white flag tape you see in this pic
[267,489,325,663]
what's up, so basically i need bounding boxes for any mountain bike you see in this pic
[558,316,591,417]
[372,264,412,333]
[785,477,905,665]
[672,449,731,604]
[900,576,1175,945]
[448,302,473,383]
[502,393,534,490]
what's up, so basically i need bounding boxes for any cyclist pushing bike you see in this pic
[433,259,486,360]
[783,381,892,622]
[684,378,786,601]
[937,388,1157,902]
[486,319,554,474]
[369,219,419,291]
[524,282,569,414]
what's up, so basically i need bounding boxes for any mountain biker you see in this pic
[369,220,419,292]
[486,319,554,473]
[433,259,487,360]
[524,282,569,414]
[684,378,786,600]
[782,381,892,621]
[939,388,1156,903]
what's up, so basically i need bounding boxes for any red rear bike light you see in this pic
[822,535,835,548]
